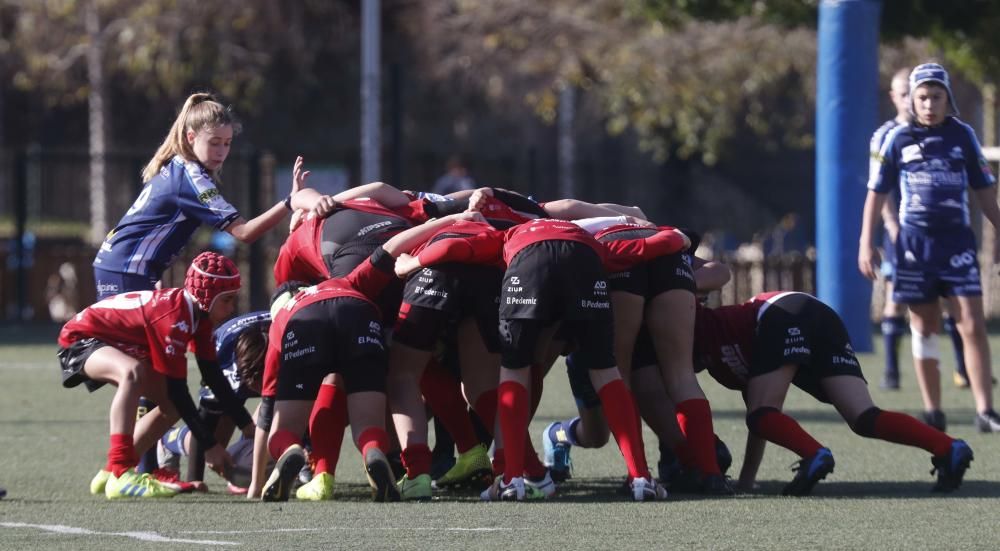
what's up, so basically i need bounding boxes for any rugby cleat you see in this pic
[922,410,947,432]
[480,476,546,502]
[261,444,306,502]
[974,410,1000,433]
[700,473,735,496]
[630,477,668,501]
[151,467,198,493]
[364,447,401,502]
[105,470,177,499]
[782,447,835,497]
[295,471,335,501]
[931,440,973,493]
[525,469,557,498]
[398,473,433,501]
[541,422,573,483]
[90,469,111,495]
[434,444,493,491]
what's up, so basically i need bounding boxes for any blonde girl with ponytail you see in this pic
[94,92,303,300]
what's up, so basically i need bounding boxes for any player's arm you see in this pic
[196,358,254,432]
[601,227,691,272]
[396,230,504,278]
[858,190,887,280]
[382,211,486,257]
[248,397,274,499]
[692,257,731,292]
[543,198,649,222]
[163,376,232,475]
[737,399,766,492]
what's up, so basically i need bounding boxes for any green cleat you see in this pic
[90,469,111,495]
[295,471,335,501]
[398,473,432,501]
[105,470,177,499]
[434,444,493,491]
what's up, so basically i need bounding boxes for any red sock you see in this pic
[498,380,529,483]
[874,410,954,457]
[268,429,302,461]
[421,359,480,454]
[492,447,506,477]
[473,391,497,437]
[401,443,432,478]
[523,435,548,479]
[107,434,136,477]
[309,383,348,475]
[747,408,823,458]
[675,399,721,476]
[597,378,649,479]
[357,426,390,457]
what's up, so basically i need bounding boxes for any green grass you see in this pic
[2,327,1000,550]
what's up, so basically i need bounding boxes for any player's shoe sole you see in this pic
[365,448,401,502]
[261,444,306,502]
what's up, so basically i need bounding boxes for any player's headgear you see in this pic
[909,62,959,117]
[185,251,241,312]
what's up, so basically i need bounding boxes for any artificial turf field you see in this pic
[1,324,999,550]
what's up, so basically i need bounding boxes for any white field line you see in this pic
[1,522,238,546]
[181,526,509,534]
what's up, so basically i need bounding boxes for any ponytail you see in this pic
[141,92,242,183]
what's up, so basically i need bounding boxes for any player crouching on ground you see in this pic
[57,252,242,499]
[694,291,973,496]
[252,211,487,503]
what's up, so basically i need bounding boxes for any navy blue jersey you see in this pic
[869,117,995,230]
[199,311,270,407]
[93,155,241,277]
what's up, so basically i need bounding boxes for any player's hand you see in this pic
[624,216,656,228]
[311,195,338,220]
[395,253,423,278]
[467,187,493,212]
[858,243,881,280]
[670,228,691,251]
[291,155,310,195]
[456,210,486,224]
[204,444,234,476]
[288,209,306,233]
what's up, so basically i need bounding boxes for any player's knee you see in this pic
[910,326,939,360]
[849,407,881,438]
[746,406,781,436]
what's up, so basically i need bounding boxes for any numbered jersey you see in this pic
[57,288,216,379]
[93,155,241,278]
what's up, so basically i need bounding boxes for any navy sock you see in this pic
[548,417,581,447]
[943,317,967,379]
[881,316,906,379]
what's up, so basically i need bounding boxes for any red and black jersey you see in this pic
[415,218,689,272]
[58,288,216,379]
[339,197,431,225]
[594,224,659,242]
[262,249,395,397]
[692,291,786,390]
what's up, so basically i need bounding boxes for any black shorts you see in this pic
[276,297,387,400]
[57,338,109,392]
[325,238,404,324]
[606,252,696,298]
[500,318,614,372]
[500,241,612,322]
[395,263,502,352]
[752,293,865,403]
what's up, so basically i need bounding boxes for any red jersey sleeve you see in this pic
[416,230,505,267]
[600,227,688,272]
[345,248,397,301]
[392,199,433,224]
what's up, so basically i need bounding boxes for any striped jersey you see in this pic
[93,155,241,277]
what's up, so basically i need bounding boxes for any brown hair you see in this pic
[234,327,267,393]
[141,92,242,183]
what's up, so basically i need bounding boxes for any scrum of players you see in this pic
[59,172,976,502]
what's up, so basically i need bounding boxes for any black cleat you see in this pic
[365,448,401,502]
[261,444,306,502]
[782,448,835,497]
[922,410,947,432]
[974,410,1000,433]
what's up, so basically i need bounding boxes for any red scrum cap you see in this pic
[185,251,241,312]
